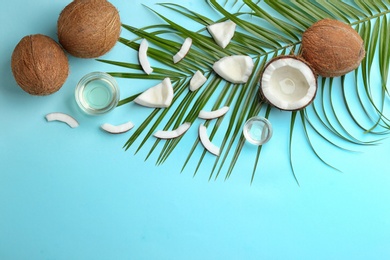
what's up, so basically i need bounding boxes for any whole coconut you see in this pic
[301,19,365,77]
[11,34,69,95]
[57,0,121,58]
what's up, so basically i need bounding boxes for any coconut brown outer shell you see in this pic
[301,19,365,77]
[57,0,121,58]
[11,34,69,96]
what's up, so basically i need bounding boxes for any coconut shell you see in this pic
[259,55,318,111]
[301,19,365,77]
[11,34,69,96]
[57,0,121,58]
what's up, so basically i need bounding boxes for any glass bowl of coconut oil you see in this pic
[243,116,273,145]
[75,72,120,115]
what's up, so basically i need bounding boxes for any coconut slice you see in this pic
[207,20,236,48]
[154,122,191,139]
[198,106,229,120]
[45,112,79,128]
[139,39,153,75]
[134,77,174,108]
[190,70,207,91]
[173,37,192,64]
[213,55,254,84]
[260,56,317,111]
[101,121,134,134]
[199,124,220,156]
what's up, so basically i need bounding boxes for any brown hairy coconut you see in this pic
[301,18,365,77]
[11,34,69,96]
[57,0,121,58]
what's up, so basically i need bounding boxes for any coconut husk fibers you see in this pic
[57,0,121,58]
[301,18,365,78]
[11,34,69,96]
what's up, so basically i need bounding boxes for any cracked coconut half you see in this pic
[260,56,317,111]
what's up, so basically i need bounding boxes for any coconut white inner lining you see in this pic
[139,39,153,75]
[198,106,229,120]
[154,122,191,139]
[199,124,220,156]
[207,20,236,49]
[190,70,207,91]
[173,38,192,64]
[213,55,254,84]
[101,121,134,134]
[134,77,174,108]
[45,113,79,128]
[261,58,316,110]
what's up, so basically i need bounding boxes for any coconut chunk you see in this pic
[173,37,192,64]
[154,122,191,139]
[198,124,220,156]
[138,39,153,75]
[190,70,207,91]
[207,20,236,48]
[45,112,79,128]
[134,77,174,108]
[198,106,230,120]
[101,121,134,134]
[213,55,254,84]
[260,56,317,111]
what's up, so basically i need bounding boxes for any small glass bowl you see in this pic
[243,116,273,145]
[75,72,120,115]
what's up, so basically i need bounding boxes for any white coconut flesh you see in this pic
[173,37,192,64]
[198,106,230,120]
[101,121,134,134]
[45,112,79,128]
[207,20,236,49]
[261,58,317,111]
[199,124,220,156]
[134,77,174,108]
[213,55,254,84]
[154,122,191,139]
[190,70,207,91]
[139,39,153,75]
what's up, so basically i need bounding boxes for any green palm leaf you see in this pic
[100,0,390,183]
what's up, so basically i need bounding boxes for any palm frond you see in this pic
[100,0,390,183]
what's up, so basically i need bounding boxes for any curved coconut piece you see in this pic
[301,19,365,77]
[207,20,237,49]
[213,55,254,84]
[260,56,317,111]
[139,39,153,75]
[190,70,207,91]
[101,121,134,134]
[154,122,191,139]
[173,38,192,64]
[198,106,230,120]
[134,77,174,108]
[199,124,220,156]
[45,112,79,128]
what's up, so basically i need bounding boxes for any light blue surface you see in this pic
[1,1,390,259]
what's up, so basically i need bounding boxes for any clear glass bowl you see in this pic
[75,72,120,115]
[243,116,273,145]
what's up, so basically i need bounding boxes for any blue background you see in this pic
[1,1,390,259]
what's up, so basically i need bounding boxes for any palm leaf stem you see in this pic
[299,111,342,173]
[288,112,300,186]
[250,104,271,184]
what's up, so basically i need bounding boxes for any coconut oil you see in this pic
[75,72,119,115]
[243,117,273,145]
